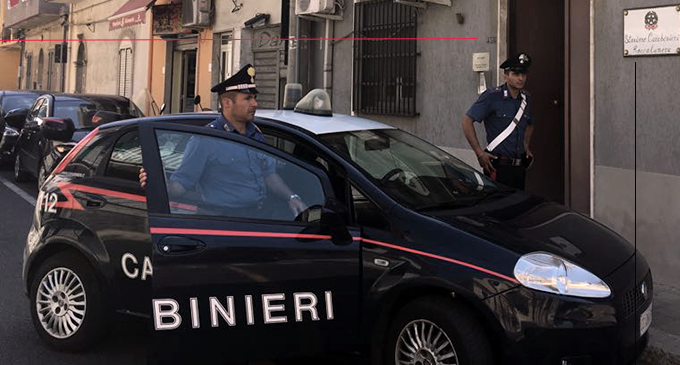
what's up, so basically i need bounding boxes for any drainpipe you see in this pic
[18,31,25,89]
[60,13,68,92]
[323,18,333,101]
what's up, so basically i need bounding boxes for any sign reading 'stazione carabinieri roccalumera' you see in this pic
[624,5,680,56]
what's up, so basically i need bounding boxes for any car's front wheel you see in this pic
[29,252,109,351]
[385,296,493,365]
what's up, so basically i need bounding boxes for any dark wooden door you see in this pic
[509,0,565,203]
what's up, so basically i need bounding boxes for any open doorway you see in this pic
[171,46,197,113]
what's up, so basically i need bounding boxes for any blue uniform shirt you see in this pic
[466,84,534,158]
[170,115,275,208]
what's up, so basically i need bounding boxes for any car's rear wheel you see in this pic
[14,153,30,182]
[385,296,493,365]
[29,252,109,351]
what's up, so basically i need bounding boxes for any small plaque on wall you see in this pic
[624,5,680,56]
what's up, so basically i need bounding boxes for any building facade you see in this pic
[0,0,21,89]
[296,0,680,287]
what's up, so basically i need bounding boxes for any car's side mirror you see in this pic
[4,108,29,129]
[321,199,352,246]
[40,118,75,142]
[159,103,166,115]
[194,95,201,105]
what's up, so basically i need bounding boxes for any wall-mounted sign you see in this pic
[153,4,191,36]
[472,52,490,72]
[109,11,146,31]
[624,5,680,56]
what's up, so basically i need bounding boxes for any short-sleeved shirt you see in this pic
[466,84,534,158]
[170,115,276,208]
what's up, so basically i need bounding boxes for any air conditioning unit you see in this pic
[182,0,211,28]
[296,0,335,15]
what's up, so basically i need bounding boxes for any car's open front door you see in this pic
[139,121,361,363]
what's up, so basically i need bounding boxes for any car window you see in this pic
[62,133,109,177]
[54,99,141,128]
[155,130,325,222]
[28,98,44,121]
[1,95,37,113]
[105,130,143,181]
[263,130,349,214]
[37,99,48,118]
[351,185,390,230]
[320,129,501,210]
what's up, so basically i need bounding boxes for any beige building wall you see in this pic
[149,35,167,116]
[0,50,20,89]
[0,0,20,89]
[68,0,152,113]
[23,20,64,91]
[195,28,213,111]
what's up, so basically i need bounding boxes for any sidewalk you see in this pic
[637,282,680,365]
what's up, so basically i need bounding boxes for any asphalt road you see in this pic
[0,167,148,365]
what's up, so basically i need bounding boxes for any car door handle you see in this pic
[73,191,107,209]
[157,236,206,255]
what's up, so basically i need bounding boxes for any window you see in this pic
[156,130,325,222]
[118,40,133,98]
[25,53,32,89]
[63,134,108,177]
[220,32,233,83]
[105,130,142,181]
[351,185,390,230]
[354,0,418,116]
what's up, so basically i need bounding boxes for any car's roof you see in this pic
[0,90,48,97]
[255,110,394,135]
[47,93,132,103]
[102,110,395,136]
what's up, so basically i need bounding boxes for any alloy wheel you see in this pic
[395,319,459,365]
[35,267,87,339]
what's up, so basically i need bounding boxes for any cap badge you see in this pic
[519,54,529,64]
[247,67,256,83]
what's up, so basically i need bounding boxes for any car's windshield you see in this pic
[54,99,141,128]
[320,129,509,210]
[2,95,37,114]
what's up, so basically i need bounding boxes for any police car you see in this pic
[23,90,651,364]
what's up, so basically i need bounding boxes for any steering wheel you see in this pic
[380,168,405,184]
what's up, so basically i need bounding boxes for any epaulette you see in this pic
[489,87,503,93]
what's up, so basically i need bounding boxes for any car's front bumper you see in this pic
[484,251,651,365]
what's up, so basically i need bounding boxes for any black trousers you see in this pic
[485,162,526,190]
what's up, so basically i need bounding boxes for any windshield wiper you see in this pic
[416,200,477,212]
[468,188,516,206]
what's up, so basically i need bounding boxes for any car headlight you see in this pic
[3,127,19,137]
[513,252,611,298]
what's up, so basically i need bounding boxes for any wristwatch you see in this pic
[288,194,301,201]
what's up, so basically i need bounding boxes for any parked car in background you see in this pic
[0,90,46,165]
[12,93,143,185]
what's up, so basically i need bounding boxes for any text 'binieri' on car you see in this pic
[22,89,651,364]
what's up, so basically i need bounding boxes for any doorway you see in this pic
[509,0,565,204]
[171,46,197,113]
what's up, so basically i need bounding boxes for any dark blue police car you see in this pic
[22,91,651,364]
